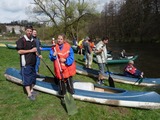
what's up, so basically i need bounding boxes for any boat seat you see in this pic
[73,82,94,91]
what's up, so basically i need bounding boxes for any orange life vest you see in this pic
[52,42,76,80]
[89,41,95,51]
[125,64,136,74]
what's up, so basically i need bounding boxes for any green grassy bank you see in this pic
[0,46,160,120]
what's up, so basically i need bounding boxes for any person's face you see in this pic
[26,28,33,38]
[32,30,37,37]
[103,39,109,44]
[57,35,64,45]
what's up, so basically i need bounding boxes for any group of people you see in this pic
[16,25,76,101]
[16,25,143,101]
[82,37,95,68]
[76,36,110,84]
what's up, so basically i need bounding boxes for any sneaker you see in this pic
[31,91,39,96]
[101,80,105,84]
[97,80,101,85]
[28,95,35,101]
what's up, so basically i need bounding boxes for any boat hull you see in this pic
[0,43,7,47]
[6,44,17,49]
[4,68,160,109]
[93,55,138,64]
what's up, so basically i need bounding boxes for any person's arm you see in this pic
[95,44,103,54]
[16,38,37,54]
[18,48,37,54]
[49,49,57,61]
[65,48,74,66]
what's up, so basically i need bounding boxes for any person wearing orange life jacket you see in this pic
[124,60,144,78]
[49,34,76,95]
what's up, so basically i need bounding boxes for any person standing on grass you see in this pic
[16,25,37,101]
[94,36,109,84]
[77,38,84,55]
[83,36,92,68]
[88,38,95,68]
[32,29,42,75]
[49,34,76,95]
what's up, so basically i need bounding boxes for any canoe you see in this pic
[0,43,7,47]
[93,55,138,64]
[41,44,52,48]
[76,65,160,87]
[4,67,160,109]
[5,44,17,49]
[5,43,52,49]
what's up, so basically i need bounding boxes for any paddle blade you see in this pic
[108,76,115,88]
[64,92,78,115]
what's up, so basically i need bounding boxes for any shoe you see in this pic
[97,80,101,85]
[101,80,105,84]
[28,95,35,101]
[31,91,39,96]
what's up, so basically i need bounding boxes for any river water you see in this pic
[108,41,160,78]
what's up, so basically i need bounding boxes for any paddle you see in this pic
[40,57,58,84]
[106,65,115,88]
[40,57,55,77]
[134,77,143,84]
[53,47,78,115]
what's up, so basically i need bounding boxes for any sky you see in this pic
[0,0,109,23]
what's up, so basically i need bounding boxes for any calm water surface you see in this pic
[108,41,160,78]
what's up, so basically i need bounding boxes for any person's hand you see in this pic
[60,58,66,63]
[100,48,103,52]
[53,51,57,56]
[39,55,42,59]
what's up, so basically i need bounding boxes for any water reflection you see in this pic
[108,41,160,78]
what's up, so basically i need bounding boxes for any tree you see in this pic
[29,0,96,40]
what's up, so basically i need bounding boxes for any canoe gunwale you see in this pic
[76,65,160,87]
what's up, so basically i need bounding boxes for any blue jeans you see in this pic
[98,63,106,75]
[35,56,40,73]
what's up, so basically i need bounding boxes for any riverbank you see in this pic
[1,47,160,120]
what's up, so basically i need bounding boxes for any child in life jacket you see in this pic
[124,60,144,78]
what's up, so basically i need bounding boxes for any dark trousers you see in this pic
[58,77,74,95]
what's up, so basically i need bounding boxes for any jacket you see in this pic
[49,42,76,79]
[124,64,136,74]
[95,41,107,63]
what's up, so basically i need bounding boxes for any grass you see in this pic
[0,46,160,120]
